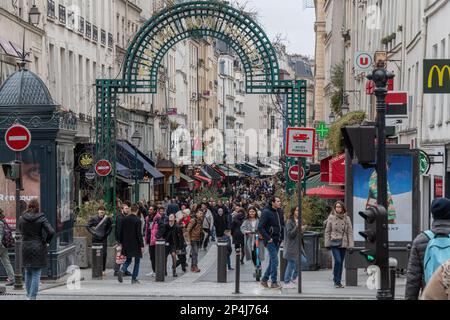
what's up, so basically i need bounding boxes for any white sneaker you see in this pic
[283,282,296,289]
[146,272,155,277]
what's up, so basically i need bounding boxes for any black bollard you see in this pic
[279,244,286,281]
[156,240,166,282]
[91,244,103,280]
[217,240,227,283]
[234,247,241,294]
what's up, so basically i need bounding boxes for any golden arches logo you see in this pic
[428,65,450,88]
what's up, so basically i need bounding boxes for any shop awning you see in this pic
[117,140,164,185]
[194,174,212,186]
[211,164,227,179]
[202,165,222,181]
[217,164,240,177]
[0,36,21,58]
[329,154,346,186]
[306,186,345,199]
[235,164,259,177]
[180,173,194,183]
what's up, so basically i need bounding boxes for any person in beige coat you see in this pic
[421,259,450,300]
[324,201,354,288]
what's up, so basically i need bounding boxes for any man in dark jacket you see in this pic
[114,202,131,276]
[213,208,229,238]
[157,214,186,276]
[258,197,285,289]
[118,204,144,284]
[406,198,450,299]
[166,199,180,218]
[86,205,112,275]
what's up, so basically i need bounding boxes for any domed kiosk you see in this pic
[0,63,77,280]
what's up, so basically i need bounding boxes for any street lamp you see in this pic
[329,111,336,124]
[29,3,41,25]
[131,129,142,204]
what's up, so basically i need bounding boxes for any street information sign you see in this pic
[286,127,316,157]
[95,160,112,177]
[5,124,31,152]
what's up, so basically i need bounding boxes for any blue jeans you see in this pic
[227,255,232,269]
[262,242,279,283]
[121,257,141,281]
[24,267,42,300]
[284,255,308,284]
[331,247,347,285]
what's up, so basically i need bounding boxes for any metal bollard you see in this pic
[389,258,398,299]
[156,240,166,282]
[234,247,241,294]
[91,244,103,279]
[279,244,286,281]
[217,240,227,283]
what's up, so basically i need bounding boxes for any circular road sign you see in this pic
[95,160,112,177]
[419,150,431,175]
[5,124,31,152]
[288,165,305,182]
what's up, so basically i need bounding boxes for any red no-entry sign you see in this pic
[288,165,304,182]
[95,160,112,177]
[5,124,31,152]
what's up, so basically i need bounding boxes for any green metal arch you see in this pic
[122,1,280,93]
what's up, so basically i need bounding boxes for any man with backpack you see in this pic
[0,209,15,286]
[406,197,450,299]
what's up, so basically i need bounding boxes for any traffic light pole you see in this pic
[14,151,23,290]
[370,64,394,300]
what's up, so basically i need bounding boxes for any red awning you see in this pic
[194,175,213,187]
[306,186,345,199]
[329,153,346,186]
[211,164,227,180]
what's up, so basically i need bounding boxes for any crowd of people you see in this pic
[2,176,450,300]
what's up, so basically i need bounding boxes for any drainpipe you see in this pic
[418,11,428,147]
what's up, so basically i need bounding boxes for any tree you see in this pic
[330,61,344,116]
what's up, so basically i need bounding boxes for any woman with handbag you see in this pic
[324,201,354,288]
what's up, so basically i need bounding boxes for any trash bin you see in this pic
[91,244,103,279]
[303,232,320,271]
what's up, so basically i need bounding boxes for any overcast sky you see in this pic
[233,0,316,57]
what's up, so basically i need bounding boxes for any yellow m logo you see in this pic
[428,65,450,88]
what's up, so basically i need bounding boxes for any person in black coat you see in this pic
[213,207,230,238]
[231,208,246,264]
[86,205,112,274]
[18,199,55,300]
[406,198,450,299]
[157,214,186,276]
[114,202,131,276]
[117,204,144,284]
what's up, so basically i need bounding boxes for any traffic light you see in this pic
[359,205,389,265]
[2,162,20,180]
[341,126,376,168]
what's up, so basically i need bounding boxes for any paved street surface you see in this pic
[0,242,406,300]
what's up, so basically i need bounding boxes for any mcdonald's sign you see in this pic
[424,59,450,94]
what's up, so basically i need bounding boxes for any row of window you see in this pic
[47,0,113,48]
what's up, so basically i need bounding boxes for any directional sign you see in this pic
[5,124,31,152]
[286,127,316,157]
[288,165,305,182]
[95,160,112,177]
[355,52,373,72]
[317,122,330,139]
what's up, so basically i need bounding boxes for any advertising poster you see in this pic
[0,163,41,229]
[353,154,413,242]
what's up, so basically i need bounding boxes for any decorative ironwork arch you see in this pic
[122,1,280,93]
[95,1,307,210]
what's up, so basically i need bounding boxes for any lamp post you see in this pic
[367,62,395,300]
[131,129,142,204]
[341,94,350,116]
[328,111,336,124]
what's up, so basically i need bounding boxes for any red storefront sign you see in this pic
[434,177,443,198]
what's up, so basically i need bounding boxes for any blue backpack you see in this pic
[423,230,450,284]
